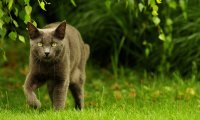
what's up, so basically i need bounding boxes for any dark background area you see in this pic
[1,0,200,77]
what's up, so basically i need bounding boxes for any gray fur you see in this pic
[23,21,90,110]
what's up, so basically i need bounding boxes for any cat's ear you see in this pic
[27,22,40,39]
[54,21,66,40]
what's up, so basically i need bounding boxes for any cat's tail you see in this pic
[84,44,90,61]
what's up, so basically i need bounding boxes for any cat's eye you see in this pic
[37,42,43,47]
[51,43,57,47]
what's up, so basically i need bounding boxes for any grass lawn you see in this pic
[0,65,200,120]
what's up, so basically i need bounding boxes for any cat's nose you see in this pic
[45,52,49,57]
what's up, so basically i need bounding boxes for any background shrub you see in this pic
[1,0,200,77]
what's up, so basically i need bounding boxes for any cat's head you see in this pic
[27,21,66,62]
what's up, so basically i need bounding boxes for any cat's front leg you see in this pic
[52,80,69,110]
[23,73,45,109]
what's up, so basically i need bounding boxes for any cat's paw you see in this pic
[27,98,41,109]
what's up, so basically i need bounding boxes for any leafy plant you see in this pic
[170,0,200,75]
[0,0,33,61]
[61,0,188,75]
[1,0,200,77]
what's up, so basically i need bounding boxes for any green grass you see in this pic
[0,102,199,120]
[0,65,200,120]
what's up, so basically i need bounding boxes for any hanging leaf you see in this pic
[138,3,145,12]
[8,31,17,40]
[105,0,111,10]
[0,27,7,38]
[24,0,30,5]
[14,7,18,16]
[19,10,26,21]
[70,0,77,7]
[13,20,19,27]
[159,33,166,41]
[25,5,32,15]
[40,1,46,11]
[8,0,14,10]
[4,16,11,23]
[148,0,155,5]
[156,0,162,4]
[152,10,158,16]
[145,48,150,57]
[24,14,31,23]
[179,0,187,19]
[152,4,159,16]
[0,9,4,18]
[3,50,7,61]
[18,35,25,43]
[168,1,177,9]
[0,19,4,29]
[166,18,173,26]
[32,21,37,27]
[152,17,160,26]
[8,32,17,40]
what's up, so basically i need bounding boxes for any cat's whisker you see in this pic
[35,57,40,64]
[54,64,55,81]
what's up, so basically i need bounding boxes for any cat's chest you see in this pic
[34,63,65,77]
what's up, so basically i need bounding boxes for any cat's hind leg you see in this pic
[70,69,85,110]
[69,44,89,110]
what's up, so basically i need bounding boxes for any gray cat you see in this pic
[23,21,90,110]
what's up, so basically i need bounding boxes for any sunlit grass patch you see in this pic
[0,66,200,119]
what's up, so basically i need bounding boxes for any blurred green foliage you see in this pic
[0,0,32,64]
[0,0,34,41]
[0,0,200,77]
